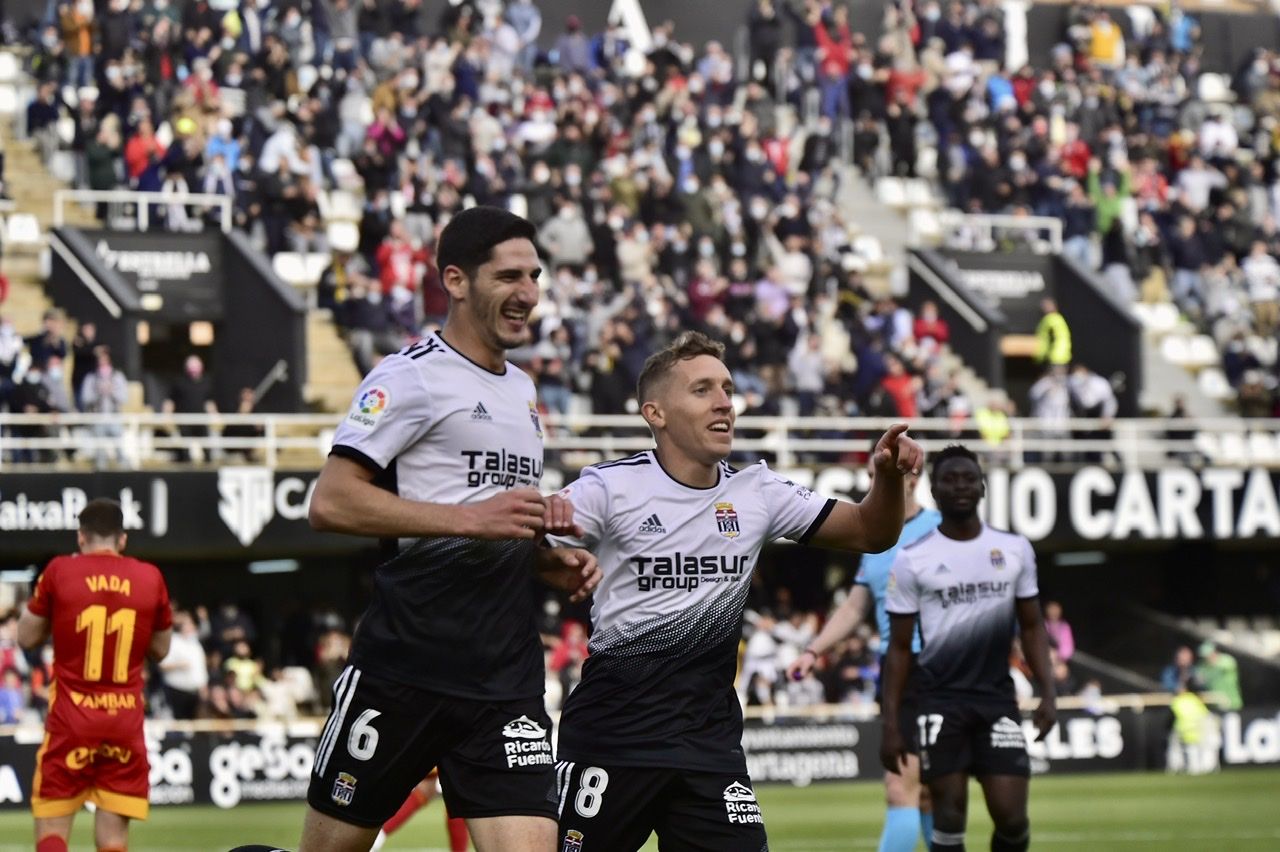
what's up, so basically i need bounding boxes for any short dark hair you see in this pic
[636,331,726,403]
[79,499,125,540]
[930,444,981,479]
[436,206,538,282]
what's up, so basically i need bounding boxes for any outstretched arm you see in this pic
[807,424,923,553]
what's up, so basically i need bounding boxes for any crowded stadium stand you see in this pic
[1,0,1280,828]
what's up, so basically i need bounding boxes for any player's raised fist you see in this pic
[461,488,548,539]
[873,423,924,477]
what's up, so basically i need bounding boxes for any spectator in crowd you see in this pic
[70,321,98,405]
[548,620,589,701]
[1161,645,1197,693]
[163,354,217,462]
[79,346,129,466]
[1197,641,1243,710]
[1035,298,1072,368]
[25,309,68,370]
[1169,679,1218,775]
[158,610,209,720]
[1043,600,1075,662]
[0,668,23,724]
[1068,364,1118,462]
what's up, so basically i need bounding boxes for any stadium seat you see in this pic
[296,64,319,94]
[326,190,362,222]
[0,84,16,114]
[220,86,246,116]
[1247,432,1279,465]
[6,213,42,247]
[302,252,330,284]
[48,150,75,184]
[908,208,941,245]
[329,158,362,192]
[1217,431,1247,465]
[1193,431,1220,461]
[877,177,907,208]
[1160,335,1190,366]
[1247,335,1278,366]
[850,234,882,266]
[1197,73,1234,104]
[1197,367,1233,400]
[271,252,309,287]
[327,220,359,253]
[1148,302,1180,333]
[904,179,936,208]
[1186,335,1219,368]
[0,53,19,83]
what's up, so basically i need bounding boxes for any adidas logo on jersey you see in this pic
[722,782,757,803]
[471,402,493,421]
[935,563,951,574]
[638,513,666,534]
[502,715,547,740]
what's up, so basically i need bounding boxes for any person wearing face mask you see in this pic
[80,347,129,466]
[539,200,594,273]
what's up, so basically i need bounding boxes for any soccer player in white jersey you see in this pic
[546,331,924,851]
[787,439,940,852]
[280,207,598,852]
[881,445,1056,852]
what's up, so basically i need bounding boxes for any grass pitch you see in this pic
[1,768,1277,851]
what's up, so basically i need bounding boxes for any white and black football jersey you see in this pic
[548,451,836,772]
[885,525,1039,703]
[329,333,547,701]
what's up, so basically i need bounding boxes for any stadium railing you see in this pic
[0,413,1267,470]
[52,189,235,233]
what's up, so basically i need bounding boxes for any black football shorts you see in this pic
[307,665,558,827]
[554,762,769,852]
[916,700,1031,781]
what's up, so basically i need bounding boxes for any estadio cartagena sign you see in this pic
[8,465,1280,563]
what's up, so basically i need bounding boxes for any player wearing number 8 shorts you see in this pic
[547,333,924,850]
[18,499,174,852]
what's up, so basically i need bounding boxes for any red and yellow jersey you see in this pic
[27,552,173,705]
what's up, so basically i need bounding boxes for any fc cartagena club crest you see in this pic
[714,502,740,538]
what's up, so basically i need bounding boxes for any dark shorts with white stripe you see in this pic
[554,762,769,852]
[307,666,558,827]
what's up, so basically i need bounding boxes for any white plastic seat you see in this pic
[1149,302,1179,333]
[852,234,884,265]
[6,213,41,246]
[326,221,359,254]
[272,252,308,287]
[302,252,330,284]
[1197,367,1233,400]
[1217,431,1247,465]
[0,53,19,83]
[877,177,906,208]
[326,190,362,222]
[1161,335,1190,365]
[904,178,936,208]
[329,158,362,191]
[1247,432,1278,465]
[1187,335,1219,368]
[0,84,17,115]
[1197,73,1233,104]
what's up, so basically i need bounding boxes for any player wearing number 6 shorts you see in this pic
[18,499,174,852]
[881,446,1057,852]
[547,333,924,850]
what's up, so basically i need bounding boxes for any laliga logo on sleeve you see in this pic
[347,386,390,431]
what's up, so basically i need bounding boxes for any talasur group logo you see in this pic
[347,386,389,430]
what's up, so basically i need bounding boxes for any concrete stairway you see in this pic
[303,310,362,414]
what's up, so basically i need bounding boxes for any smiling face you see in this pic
[931,455,985,520]
[644,354,736,467]
[443,237,541,354]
